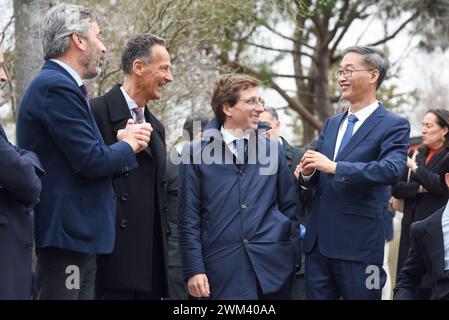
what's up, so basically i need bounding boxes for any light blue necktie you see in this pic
[337,114,358,157]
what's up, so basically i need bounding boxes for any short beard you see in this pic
[80,44,101,80]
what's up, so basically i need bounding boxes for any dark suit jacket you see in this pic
[301,104,410,264]
[392,147,449,272]
[16,60,138,254]
[0,124,43,299]
[91,84,169,294]
[179,119,300,299]
[395,208,449,300]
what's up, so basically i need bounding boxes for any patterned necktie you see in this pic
[133,107,145,124]
[80,84,89,104]
[337,114,358,157]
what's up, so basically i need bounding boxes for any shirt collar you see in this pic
[119,86,140,112]
[220,126,250,145]
[348,100,379,123]
[50,59,83,86]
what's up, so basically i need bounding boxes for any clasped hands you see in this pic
[116,119,153,154]
[294,150,337,179]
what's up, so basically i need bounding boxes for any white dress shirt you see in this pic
[332,101,379,160]
[120,86,146,123]
[442,200,449,270]
[50,59,83,86]
[302,101,379,180]
[221,126,249,157]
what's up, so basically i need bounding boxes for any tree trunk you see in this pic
[13,0,50,116]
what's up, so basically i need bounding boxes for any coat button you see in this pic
[25,208,33,216]
[243,239,249,245]
[241,204,247,209]
[122,166,129,173]
[120,193,128,201]
[239,170,245,176]
[162,181,167,187]
[164,206,169,212]
[120,219,128,229]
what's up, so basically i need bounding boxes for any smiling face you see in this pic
[422,112,448,149]
[223,86,264,133]
[139,44,173,100]
[80,22,106,79]
[338,52,378,109]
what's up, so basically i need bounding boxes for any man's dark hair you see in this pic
[121,33,166,74]
[210,74,260,124]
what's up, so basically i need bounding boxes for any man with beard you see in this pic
[16,4,152,300]
[91,33,173,299]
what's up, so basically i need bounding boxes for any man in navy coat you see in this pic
[0,49,44,300]
[299,46,410,299]
[16,4,152,300]
[178,74,300,299]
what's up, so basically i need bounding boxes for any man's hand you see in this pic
[300,150,337,174]
[117,119,153,153]
[187,273,210,298]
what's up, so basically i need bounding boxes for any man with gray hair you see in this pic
[298,46,410,299]
[16,4,152,300]
[91,33,173,299]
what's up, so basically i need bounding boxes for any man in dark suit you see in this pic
[16,4,152,300]
[394,172,449,300]
[299,46,410,299]
[166,113,209,300]
[259,107,309,299]
[179,74,300,299]
[0,49,44,300]
[91,33,173,300]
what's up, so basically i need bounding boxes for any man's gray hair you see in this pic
[342,46,390,89]
[42,4,99,60]
[263,106,279,121]
[121,33,166,75]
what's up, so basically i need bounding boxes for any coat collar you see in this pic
[104,84,162,158]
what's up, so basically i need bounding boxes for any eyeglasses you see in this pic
[335,69,374,78]
[238,97,265,107]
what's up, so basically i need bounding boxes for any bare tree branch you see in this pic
[367,11,419,47]
[244,41,317,61]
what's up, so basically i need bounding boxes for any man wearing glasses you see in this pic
[298,46,410,299]
[178,74,300,299]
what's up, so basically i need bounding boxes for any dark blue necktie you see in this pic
[337,114,358,157]
[80,84,89,105]
[234,138,248,164]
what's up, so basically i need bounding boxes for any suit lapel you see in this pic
[105,85,154,158]
[322,113,345,160]
[336,104,385,161]
[424,208,445,277]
